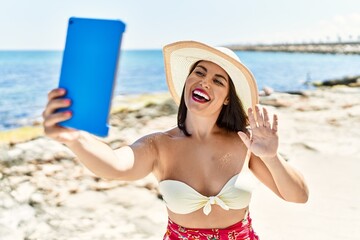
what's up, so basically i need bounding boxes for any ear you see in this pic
[224,97,229,105]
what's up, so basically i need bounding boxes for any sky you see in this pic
[0,0,360,50]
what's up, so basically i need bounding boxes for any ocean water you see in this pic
[1,50,360,130]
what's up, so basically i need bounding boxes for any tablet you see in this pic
[57,17,126,137]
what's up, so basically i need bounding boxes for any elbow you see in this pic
[299,187,310,203]
[284,187,309,204]
[287,178,310,204]
[298,182,310,203]
[293,192,309,204]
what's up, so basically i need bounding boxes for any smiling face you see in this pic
[184,61,230,117]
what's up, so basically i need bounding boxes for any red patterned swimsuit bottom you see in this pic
[163,213,259,240]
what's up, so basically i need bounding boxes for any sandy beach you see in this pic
[0,85,360,239]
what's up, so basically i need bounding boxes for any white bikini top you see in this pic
[158,150,258,215]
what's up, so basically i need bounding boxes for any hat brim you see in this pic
[163,41,259,114]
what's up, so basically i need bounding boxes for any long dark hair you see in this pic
[178,61,249,136]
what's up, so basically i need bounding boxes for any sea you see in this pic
[1,50,360,131]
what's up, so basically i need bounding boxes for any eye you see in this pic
[195,70,205,77]
[214,79,224,86]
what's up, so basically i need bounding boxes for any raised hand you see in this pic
[238,105,279,159]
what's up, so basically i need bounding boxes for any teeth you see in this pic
[194,90,210,100]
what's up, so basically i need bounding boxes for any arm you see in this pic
[66,132,159,181]
[238,105,309,203]
[43,88,158,181]
[250,153,309,203]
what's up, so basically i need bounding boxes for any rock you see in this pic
[26,222,52,240]
[1,138,74,167]
[39,164,64,177]
[155,99,178,115]
[7,175,31,187]
[1,147,24,167]
[89,179,125,191]
[10,181,36,203]
[0,192,16,209]
[63,190,109,210]
[312,75,360,87]
[260,97,293,108]
[29,193,45,205]
[0,204,36,229]
[259,86,274,96]
[7,164,37,175]
[0,224,24,240]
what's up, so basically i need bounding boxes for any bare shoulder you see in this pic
[131,127,180,148]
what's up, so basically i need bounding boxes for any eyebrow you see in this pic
[196,65,228,82]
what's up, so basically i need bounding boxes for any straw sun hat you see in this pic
[163,41,259,113]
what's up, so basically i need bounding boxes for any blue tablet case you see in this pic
[58,17,126,137]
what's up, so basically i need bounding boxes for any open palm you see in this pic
[238,106,279,159]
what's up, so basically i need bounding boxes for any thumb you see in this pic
[237,131,251,148]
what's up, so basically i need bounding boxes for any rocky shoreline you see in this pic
[1,84,360,239]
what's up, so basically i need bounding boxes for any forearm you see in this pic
[262,153,309,203]
[66,131,124,179]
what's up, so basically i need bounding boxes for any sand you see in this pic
[251,87,360,239]
[0,86,359,239]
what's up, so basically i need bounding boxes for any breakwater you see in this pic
[228,41,360,54]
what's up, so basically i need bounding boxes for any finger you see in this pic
[237,131,251,149]
[47,88,66,101]
[43,98,71,118]
[43,111,72,128]
[272,114,278,132]
[247,108,257,129]
[255,105,264,127]
[263,107,271,128]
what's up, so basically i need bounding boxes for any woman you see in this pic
[43,41,309,239]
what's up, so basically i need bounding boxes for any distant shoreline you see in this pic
[227,41,360,55]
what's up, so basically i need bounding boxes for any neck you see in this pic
[185,111,222,139]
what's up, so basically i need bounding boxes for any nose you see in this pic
[200,77,210,89]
